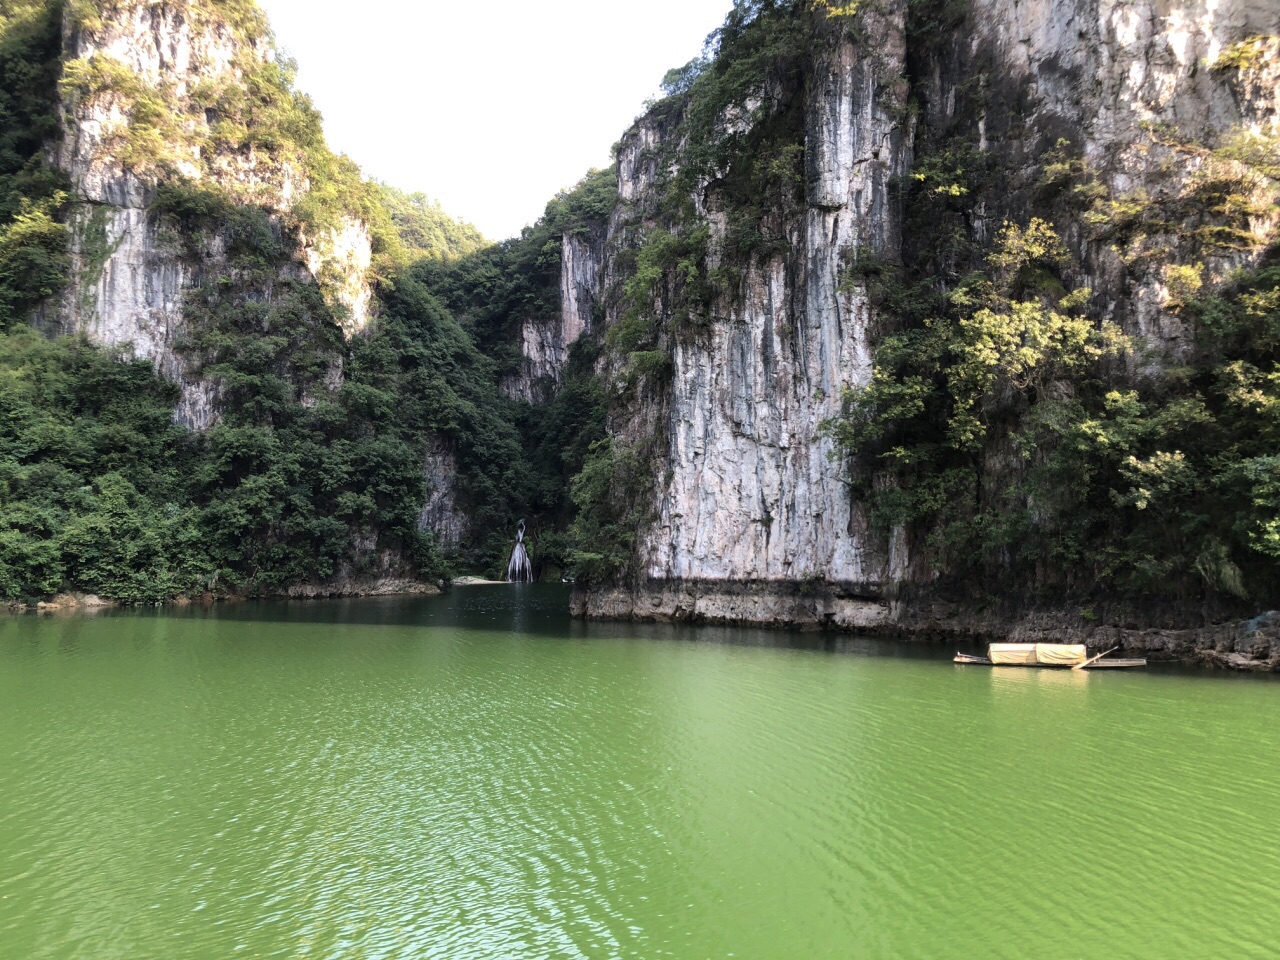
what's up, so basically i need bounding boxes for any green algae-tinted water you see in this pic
[1,586,1277,959]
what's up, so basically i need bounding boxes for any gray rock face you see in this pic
[572,585,1280,671]
[576,0,1279,626]
[612,5,912,590]
[957,0,1280,357]
[419,439,468,549]
[574,579,894,631]
[560,232,599,349]
[46,2,466,575]
[53,1,374,429]
[501,232,600,403]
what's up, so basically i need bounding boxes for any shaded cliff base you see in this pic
[572,580,1280,673]
[6,578,442,613]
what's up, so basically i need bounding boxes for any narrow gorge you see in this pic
[2,0,1279,664]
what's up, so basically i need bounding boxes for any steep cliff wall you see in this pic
[52,0,374,428]
[500,228,604,403]
[0,0,511,601]
[573,4,909,627]
[945,0,1280,354]
[574,0,1280,630]
[642,11,908,589]
[419,438,468,550]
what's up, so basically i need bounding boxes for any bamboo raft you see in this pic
[954,644,1147,670]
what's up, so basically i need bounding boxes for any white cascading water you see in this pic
[506,519,534,583]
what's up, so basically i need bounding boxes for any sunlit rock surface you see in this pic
[501,233,601,403]
[574,0,1280,626]
[52,1,374,429]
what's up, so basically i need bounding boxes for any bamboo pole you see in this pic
[1074,646,1119,670]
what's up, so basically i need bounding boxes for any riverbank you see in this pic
[6,578,444,614]
[572,580,1280,672]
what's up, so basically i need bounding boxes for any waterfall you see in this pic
[506,519,534,583]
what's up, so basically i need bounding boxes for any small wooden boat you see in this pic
[954,643,1146,669]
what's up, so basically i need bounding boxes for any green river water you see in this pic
[1,585,1277,959]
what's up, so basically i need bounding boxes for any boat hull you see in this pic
[953,653,1147,669]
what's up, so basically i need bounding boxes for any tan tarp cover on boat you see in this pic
[1034,643,1088,665]
[989,644,1039,665]
[987,643,1089,665]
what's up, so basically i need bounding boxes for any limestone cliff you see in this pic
[501,230,604,403]
[51,0,374,428]
[18,0,476,590]
[570,0,1280,630]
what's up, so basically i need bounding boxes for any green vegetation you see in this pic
[608,226,712,362]
[0,176,525,600]
[664,0,812,222]
[828,106,1280,607]
[566,436,650,584]
[1209,35,1279,74]
[1064,125,1280,265]
[0,0,69,327]
[425,167,615,370]
[375,184,487,262]
[806,4,1280,611]
[59,0,403,294]
[66,0,268,36]
[424,169,616,573]
[599,0,826,391]
[0,0,570,599]
[0,283,461,603]
[544,0,886,581]
[557,0,844,577]
[0,327,208,602]
[7,0,1275,615]
[641,0,817,257]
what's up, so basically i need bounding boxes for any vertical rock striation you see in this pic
[419,439,468,550]
[52,1,374,428]
[575,0,1280,628]
[501,231,603,403]
[580,5,911,627]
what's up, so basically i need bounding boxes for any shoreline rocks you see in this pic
[33,593,115,613]
[8,579,443,613]
[573,581,1280,672]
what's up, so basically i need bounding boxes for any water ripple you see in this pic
[0,602,1278,958]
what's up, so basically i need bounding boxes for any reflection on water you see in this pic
[109,584,982,661]
[1,585,1277,960]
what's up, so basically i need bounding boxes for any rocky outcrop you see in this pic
[38,1,465,586]
[642,11,909,586]
[953,0,1280,358]
[902,606,1280,673]
[419,438,468,549]
[52,0,374,428]
[499,316,569,404]
[304,216,375,337]
[283,578,441,599]
[575,0,1280,628]
[574,579,893,631]
[572,585,1280,671]
[559,231,599,348]
[33,593,115,613]
[501,232,602,403]
[586,5,911,609]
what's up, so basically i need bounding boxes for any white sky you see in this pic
[257,0,734,241]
